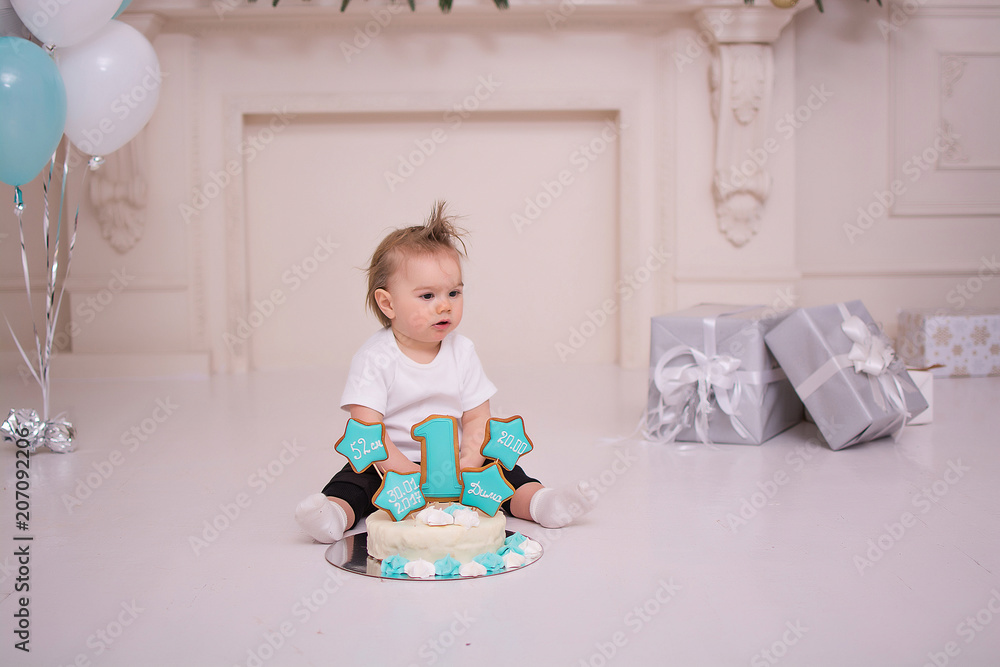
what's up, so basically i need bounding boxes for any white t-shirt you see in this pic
[340,328,497,461]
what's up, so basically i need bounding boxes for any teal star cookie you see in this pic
[373,470,426,522]
[480,416,533,471]
[335,418,389,473]
[460,463,514,517]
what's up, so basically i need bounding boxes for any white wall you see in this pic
[1,0,997,379]
[794,0,1000,335]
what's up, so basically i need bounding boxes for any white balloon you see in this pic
[55,20,161,157]
[11,0,120,47]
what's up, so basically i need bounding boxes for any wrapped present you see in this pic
[645,304,804,445]
[897,308,1000,378]
[906,370,934,425]
[764,301,928,450]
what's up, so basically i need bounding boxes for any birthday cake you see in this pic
[366,503,505,563]
[336,414,542,578]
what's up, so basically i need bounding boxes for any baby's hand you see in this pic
[387,459,420,475]
[459,454,485,471]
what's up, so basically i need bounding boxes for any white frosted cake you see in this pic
[366,503,506,563]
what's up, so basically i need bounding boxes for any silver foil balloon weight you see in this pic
[2,408,77,453]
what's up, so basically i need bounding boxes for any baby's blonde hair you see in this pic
[366,201,468,327]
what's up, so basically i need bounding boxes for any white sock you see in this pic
[295,493,348,544]
[528,482,596,529]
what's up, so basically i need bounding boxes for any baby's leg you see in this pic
[295,495,352,544]
[295,464,379,543]
[507,468,595,528]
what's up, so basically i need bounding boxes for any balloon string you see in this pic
[50,152,94,373]
[40,151,60,419]
[7,186,44,403]
[4,148,93,422]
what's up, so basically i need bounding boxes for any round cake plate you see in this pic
[325,531,542,581]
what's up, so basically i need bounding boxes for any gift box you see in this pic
[764,300,928,450]
[897,308,1000,378]
[645,304,804,445]
[906,370,934,425]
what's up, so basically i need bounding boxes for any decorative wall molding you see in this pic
[220,92,646,372]
[708,42,773,247]
[697,6,801,247]
[86,137,148,253]
[890,8,1000,215]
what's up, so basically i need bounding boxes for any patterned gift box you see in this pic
[897,308,1000,378]
[765,300,928,450]
[645,304,804,445]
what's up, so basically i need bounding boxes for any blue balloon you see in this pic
[0,36,67,186]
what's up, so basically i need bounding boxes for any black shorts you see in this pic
[321,462,540,530]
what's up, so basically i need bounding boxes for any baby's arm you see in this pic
[346,404,419,475]
[459,400,490,470]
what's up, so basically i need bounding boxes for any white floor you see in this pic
[1,364,999,667]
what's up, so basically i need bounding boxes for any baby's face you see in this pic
[385,250,464,347]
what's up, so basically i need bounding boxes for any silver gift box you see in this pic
[764,300,928,450]
[646,304,804,445]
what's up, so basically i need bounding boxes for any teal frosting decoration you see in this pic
[480,416,534,471]
[335,418,389,473]
[473,552,505,574]
[381,554,409,577]
[498,532,528,556]
[434,554,461,577]
[441,503,462,515]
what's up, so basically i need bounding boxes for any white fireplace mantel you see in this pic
[93,0,814,373]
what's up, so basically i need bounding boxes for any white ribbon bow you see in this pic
[840,314,909,437]
[842,315,894,376]
[647,345,749,444]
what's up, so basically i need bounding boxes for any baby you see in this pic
[295,202,592,543]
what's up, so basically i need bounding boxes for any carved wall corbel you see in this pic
[697,6,803,247]
[88,136,148,253]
